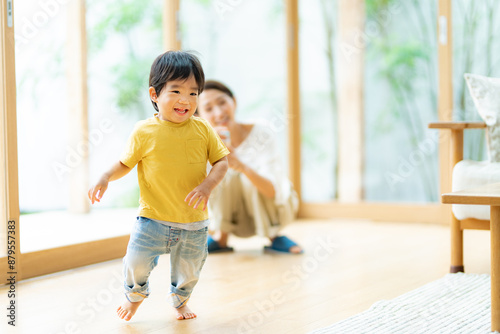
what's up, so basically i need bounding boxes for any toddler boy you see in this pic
[88,51,229,321]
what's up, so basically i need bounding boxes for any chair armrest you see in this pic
[428,121,486,129]
[428,121,487,175]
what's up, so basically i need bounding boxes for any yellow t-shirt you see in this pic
[120,115,229,223]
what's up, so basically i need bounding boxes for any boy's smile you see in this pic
[150,75,199,124]
[174,107,190,114]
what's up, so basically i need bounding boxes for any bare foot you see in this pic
[117,299,143,321]
[175,305,197,320]
[289,245,303,254]
[269,236,303,254]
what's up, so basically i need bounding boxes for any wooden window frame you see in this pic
[295,0,453,224]
[0,0,180,282]
[1,0,452,282]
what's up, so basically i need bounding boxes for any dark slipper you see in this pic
[264,236,303,254]
[207,235,234,254]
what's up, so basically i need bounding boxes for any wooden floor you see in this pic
[0,218,492,334]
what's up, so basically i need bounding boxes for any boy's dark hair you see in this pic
[204,80,234,99]
[149,51,205,111]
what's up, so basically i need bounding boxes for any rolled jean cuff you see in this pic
[125,291,148,302]
[170,287,190,308]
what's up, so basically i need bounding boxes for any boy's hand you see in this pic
[88,176,110,204]
[185,184,211,211]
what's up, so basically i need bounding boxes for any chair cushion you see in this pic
[464,73,500,162]
[452,160,500,220]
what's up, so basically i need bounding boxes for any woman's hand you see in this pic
[214,126,231,148]
[213,126,244,172]
[227,152,246,173]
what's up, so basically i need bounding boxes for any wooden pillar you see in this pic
[337,0,365,202]
[438,0,453,199]
[163,0,181,51]
[449,129,463,272]
[1,0,22,281]
[67,0,89,213]
[286,0,301,199]
[492,205,500,330]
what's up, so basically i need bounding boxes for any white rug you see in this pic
[310,273,498,334]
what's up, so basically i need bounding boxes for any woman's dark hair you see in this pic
[204,80,234,99]
[149,51,205,111]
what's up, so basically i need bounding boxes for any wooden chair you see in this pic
[429,121,487,273]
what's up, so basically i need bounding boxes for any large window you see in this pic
[363,0,439,202]
[15,0,163,253]
[180,0,287,165]
[86,0,163,209]
[452,0,499,161]
[15,0,69,213]
[1,0,464,280]
[15,0,70,252]
[299,0,440,203]
[299,0,338,202]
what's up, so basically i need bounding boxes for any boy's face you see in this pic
[149,75,199,124]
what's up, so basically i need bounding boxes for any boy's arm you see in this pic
[185,156,229,210]
[88,161,132,204]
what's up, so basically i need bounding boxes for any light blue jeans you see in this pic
[122,216,208,308]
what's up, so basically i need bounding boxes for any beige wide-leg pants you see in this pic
[208,170,299,238]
